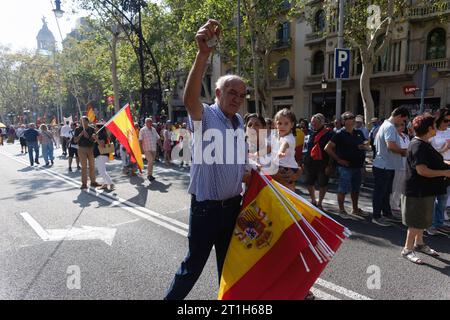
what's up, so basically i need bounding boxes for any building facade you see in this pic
[297,1,450,122]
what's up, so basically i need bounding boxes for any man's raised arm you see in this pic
[183,19,220,121]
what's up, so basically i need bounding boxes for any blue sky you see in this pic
[0,0,83,52]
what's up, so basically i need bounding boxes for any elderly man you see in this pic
[139,117,160,181]
[164,20,251,300]
[301,113,334,210]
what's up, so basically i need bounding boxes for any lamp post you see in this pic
[23,109,30,124]
[53,0,64,18]
[321,76,328,110]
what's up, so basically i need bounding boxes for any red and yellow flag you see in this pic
[218,170,348,300]
[86,103,97,123]
[105,103,143,172]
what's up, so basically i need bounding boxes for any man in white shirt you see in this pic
[60,121,72,156]
[139,118,160,182]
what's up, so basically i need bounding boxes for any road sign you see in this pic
[335,48,350,79]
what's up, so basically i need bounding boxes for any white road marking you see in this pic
[20,212,117,246]
[111,219,140,227]
[315,278,372,300]
[2,150,372,300]
[310,287,340,300]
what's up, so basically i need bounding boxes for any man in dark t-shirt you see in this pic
[23,123,41,166]
[325,112,369,218]
[74,116,100,189]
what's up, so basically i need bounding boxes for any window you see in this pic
[277,59,290,79]
[312,51,325,75]
[427,28,446,60]
[315,10,326,32]
[277,22,290,45]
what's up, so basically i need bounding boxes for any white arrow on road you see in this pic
[20,212,117,246]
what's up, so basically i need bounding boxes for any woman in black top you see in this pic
[401,114,450,264]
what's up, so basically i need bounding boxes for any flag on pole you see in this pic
[218,170,349,300]
[86,103,97,123]
[104,103,143,172]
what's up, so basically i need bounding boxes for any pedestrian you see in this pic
[179,122,191,167]
[60,121,71,156]
[333,118,343,133]
[162,122,172,166]
[355,115,369,140]
[16,124,27,154]
[245,113,267,159]
[390,121,410,214]
[38,124,56,167]
[165,19,251,300]
[372,107,410,227]
[93,124,115,191]
[301,113,333,210]
[368,117,380,160]
[325,111,369,218]
[401,113,450,264]
[0,127,3,145]
[67,122,81,172]
[270,108,300,191]
[74,116,101,190]
[23,123,41,166]
[139,117,160,182]
[7,125,16,144]
[428,108,450,235]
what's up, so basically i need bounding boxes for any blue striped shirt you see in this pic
[188,103,246,201]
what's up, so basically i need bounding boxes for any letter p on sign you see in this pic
[334,48,350,79]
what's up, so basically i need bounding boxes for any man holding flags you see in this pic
[164,20,249,300]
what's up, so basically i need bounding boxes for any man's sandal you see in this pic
[401,249,424,265]
[414,244,439,257]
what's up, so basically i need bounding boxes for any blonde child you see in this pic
[271,108,301,191]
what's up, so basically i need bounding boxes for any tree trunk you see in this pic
[360,59,375,126]
[111,33,120,113]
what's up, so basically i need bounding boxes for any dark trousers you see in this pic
[372,166,395,219]
[27,141,39,165]
[164,194,242,300]
[61,137,69,154]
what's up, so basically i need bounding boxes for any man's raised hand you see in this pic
[195,19,220,55]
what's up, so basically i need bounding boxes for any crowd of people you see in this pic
[1,117,191,191]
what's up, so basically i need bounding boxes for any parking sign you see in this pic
[335,48,350,79]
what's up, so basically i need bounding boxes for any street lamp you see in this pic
[53,0,64,18]
[321,76,328,109]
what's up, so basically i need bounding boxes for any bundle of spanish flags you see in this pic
[218,170,351,300]
[104,103,143,172]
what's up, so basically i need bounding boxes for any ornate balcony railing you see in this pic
[406,59,450,73]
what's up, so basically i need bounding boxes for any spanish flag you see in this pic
[105,103,143,172]
[218,170,349,300]
[86,103,97,123]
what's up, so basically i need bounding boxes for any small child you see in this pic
[270,108,300,191]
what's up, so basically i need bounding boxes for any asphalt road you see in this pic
[0,142,449,300]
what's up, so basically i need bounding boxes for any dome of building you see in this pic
[36,17,55,53]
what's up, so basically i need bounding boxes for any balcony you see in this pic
[407,1,450,20]
[405,59,450,73]
[306,74,325,83]
[273,38,292,50]
[268,76,295,90]
[305,32,325,45]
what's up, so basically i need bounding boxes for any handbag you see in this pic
[99,143,115,155]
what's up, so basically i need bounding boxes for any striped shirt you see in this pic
[188,103,247,201]
[139,126,160,152]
